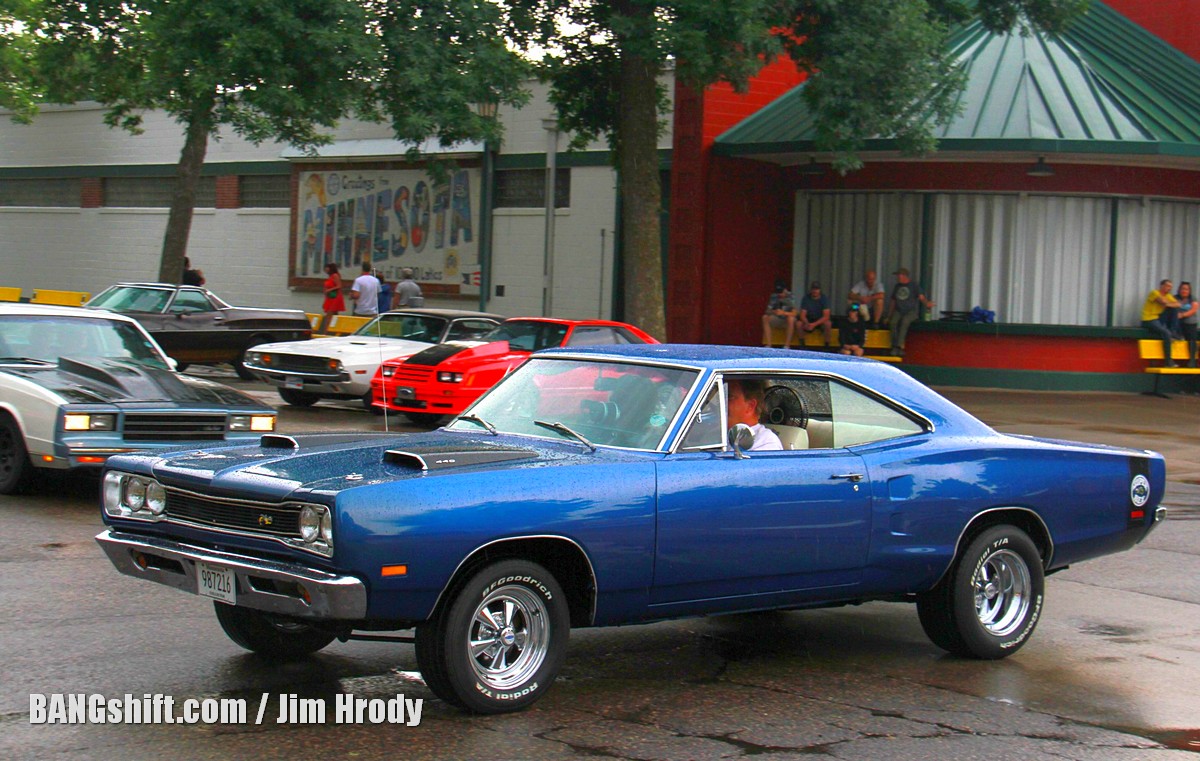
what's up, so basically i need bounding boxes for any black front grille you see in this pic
[165,490,301,537]
[391,366,434,384]
[264,354,336,374]
[124,413,227,442]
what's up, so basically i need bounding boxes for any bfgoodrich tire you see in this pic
[415,560,569,714]
[213,602,335,658]
[917,524,1044,659]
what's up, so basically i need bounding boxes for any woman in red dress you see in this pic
[319,262,345,334]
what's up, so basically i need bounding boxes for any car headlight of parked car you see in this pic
[438,372,464,383]
[229,414,276,432]
[381,365,396,378]
[63,413,117,431]
[245,351,270,367]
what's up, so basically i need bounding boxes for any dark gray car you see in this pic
[87,283,313,379]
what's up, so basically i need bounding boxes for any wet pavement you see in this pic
[1,369,1197,759]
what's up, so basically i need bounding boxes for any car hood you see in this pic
[402,340,523,368]
[137,430,655,497]
[1,357,266,407]
[254,335,434,362]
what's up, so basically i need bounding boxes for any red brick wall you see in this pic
[1105,0,1200,62]
[215,175,240,209]
[80,178,102,208]
[781,161,1200,200]
[667,56,806,342]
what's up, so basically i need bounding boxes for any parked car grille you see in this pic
[390,366,434,384]
[264,354,336,374]
[123,413,227,442]
[164,490,301,538]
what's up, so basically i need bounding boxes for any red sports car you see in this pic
[371,317,658,425]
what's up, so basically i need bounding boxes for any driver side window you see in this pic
[168,290,215,314]
[678,384,723,450]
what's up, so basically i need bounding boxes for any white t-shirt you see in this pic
[850,279,885,301]
[748,423,783,451]
[351,274,381,315]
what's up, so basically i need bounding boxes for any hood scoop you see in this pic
[384,445,538,471]
[58,356,126,390]
[259,432,398,449]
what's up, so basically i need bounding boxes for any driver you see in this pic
[726,379,782,451]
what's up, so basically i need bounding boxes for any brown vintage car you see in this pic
[86,283,312,379]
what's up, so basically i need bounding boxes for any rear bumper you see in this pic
[95,529,367,620]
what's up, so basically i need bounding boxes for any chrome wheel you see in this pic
[973,548,1032,637]
[467,585,549,691]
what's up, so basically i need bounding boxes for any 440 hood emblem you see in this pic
[257,514,274,526]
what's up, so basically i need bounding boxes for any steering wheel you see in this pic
[762,385,808,429]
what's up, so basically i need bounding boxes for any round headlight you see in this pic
[299,506,321,542]
[124,478,146,510]
[320,510,333,543]
[145,481,167,515]
[103,472,124,512]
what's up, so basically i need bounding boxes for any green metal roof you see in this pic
[714,1,1200,159]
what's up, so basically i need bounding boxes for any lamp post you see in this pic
[542,117,559,317]
[474,101,499,311]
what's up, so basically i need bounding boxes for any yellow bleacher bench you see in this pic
[325,314,371,335]
[1139,339,1199,397]
[0,286,22,302]
[31,288,91,307]
[770,325,902,362]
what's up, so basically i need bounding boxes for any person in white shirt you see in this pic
[848,268,886,327]
[392,267,423,309]
[350,262,381,316]
[726,378,782,451]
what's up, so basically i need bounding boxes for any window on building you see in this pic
[240,175,290,208]
[494,168,570,209]
[0,178,82,207]
[104,176,217,208]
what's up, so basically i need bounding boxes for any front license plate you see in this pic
[395,386,415,400]
[196,561,236,603]
[284,376,304,390]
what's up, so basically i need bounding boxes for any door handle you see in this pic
[831,473,864,482]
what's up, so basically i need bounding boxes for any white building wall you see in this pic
[0,73,674,316]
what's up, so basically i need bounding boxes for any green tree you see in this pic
[28,0,377,283]
[0,0,38,122]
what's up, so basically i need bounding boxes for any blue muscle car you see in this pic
[96,345,1167,713]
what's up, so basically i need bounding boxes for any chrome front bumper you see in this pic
[96,529,367,620]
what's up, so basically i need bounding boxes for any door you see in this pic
[652,448,872,610]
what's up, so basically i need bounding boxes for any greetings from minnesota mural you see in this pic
[295,168,480,293]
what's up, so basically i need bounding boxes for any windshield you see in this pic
[448,357,699,450]
[0,315,170,368]
[87,285,174,313]
[480,320,570,352]
[354,313,447,342]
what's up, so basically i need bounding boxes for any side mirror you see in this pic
[728,423,755,459]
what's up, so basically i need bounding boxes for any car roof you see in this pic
[0,302,140,322]
[536,343,988,432]
[501,316,642,328]
[383,308,505,320]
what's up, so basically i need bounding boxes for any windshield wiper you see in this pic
[458,413,497,435]
[534,420,597,452]
[0,357,56,365]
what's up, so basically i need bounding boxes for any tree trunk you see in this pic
[617,53,667,341]
[158,110,212,283]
